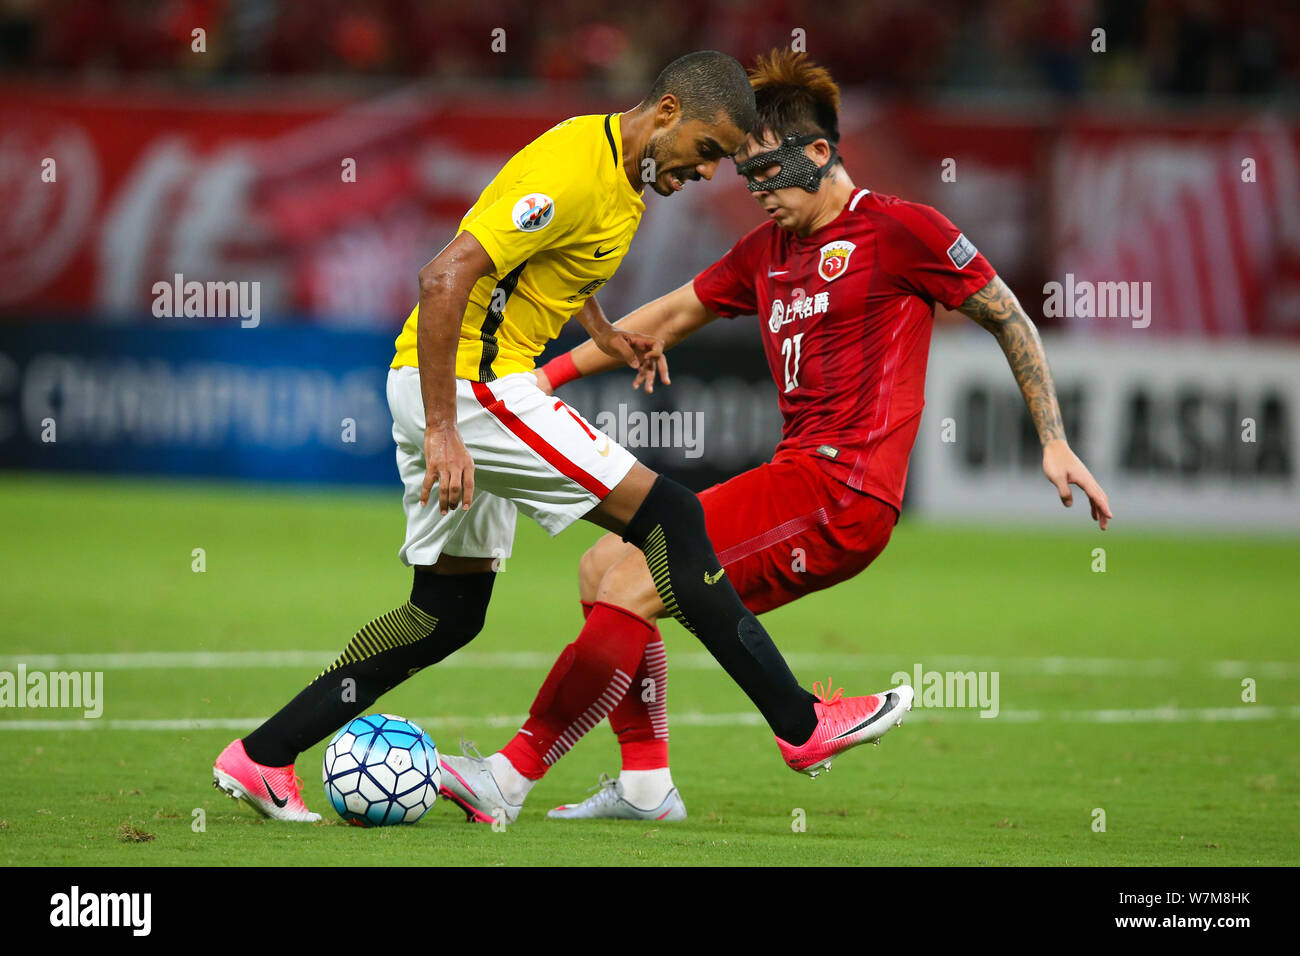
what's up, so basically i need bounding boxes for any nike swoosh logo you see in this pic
[768,269,788,277]
[594,244,619,258]
[260,772,288,808]
[830,693,900,741]
[703,568,724,585]
[596,438,611,457]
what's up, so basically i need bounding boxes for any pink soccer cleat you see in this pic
[212,739,322,822]
[775,680,915,777]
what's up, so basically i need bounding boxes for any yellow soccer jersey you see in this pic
[392,112,646,381]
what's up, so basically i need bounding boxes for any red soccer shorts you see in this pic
[697,449,898,615]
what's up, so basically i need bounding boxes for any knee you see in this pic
[410,568,494,639]
[595,550,662,621]
[652,476,705,522]
[579,533,629,600]
[623,476,706,549]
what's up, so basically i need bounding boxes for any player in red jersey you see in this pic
[437,50,1112,824]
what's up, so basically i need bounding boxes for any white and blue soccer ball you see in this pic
[322,714,441,826]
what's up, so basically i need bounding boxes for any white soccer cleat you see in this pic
[546,774,687,822]
[437,741,521,825]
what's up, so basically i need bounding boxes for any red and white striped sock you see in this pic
[609,629,673,807]
[499,601,652,780]
[610,631,670,770]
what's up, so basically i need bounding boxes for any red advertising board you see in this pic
[4,84,1298,336]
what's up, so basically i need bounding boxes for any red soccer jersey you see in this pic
[693,188,996,510]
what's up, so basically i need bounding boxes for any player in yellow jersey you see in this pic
[215,52,907,824]
[389,110,649,384]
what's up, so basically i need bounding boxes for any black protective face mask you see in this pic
[736,133,838,193]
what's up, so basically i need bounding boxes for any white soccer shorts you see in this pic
[387,366,637,566]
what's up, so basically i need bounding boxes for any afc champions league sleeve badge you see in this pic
[817,240,855,282]
[512,193,555,232]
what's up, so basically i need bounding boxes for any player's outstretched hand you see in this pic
[1042,438,1112,530]
[632,351,670,394]
[422,423,475,515]
[595,329,668,391]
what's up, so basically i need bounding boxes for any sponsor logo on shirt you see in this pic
[768,287,831,333]
[947,233,977,269]
[817,240,856,282]
[512,193,555,232]
[567,277,608,302]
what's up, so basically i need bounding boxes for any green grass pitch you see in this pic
[1,473,1297,866]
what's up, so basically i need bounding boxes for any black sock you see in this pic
[622,476,817,744]
[242,570,494,767]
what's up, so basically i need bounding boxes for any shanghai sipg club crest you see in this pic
[512,193,555,232]
[817,240,856,282]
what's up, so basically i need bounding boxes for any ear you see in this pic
[806,138,834,168]
[654,93,680,128]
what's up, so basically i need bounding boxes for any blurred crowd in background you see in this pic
[2,0,1298,102]
[0,0,1295,517]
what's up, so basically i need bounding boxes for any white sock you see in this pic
[487,752,536,807]
[618,768,674,809]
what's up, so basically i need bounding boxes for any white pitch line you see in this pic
[3,705,1299,733]
[2,650,1297,678]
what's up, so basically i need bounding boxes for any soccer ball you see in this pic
[322,714,441,826]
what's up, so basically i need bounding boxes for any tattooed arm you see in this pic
[959,275,1113,529]
[959,276,1064,444]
